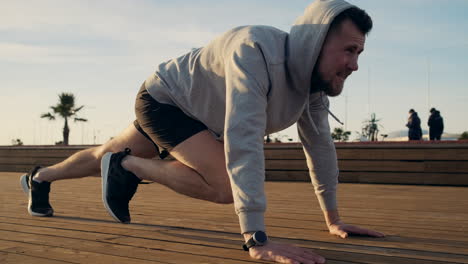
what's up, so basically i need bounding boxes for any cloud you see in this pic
[0,0,223,65]
[0,42,91,64]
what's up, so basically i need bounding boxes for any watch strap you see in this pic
[242,237,257,251]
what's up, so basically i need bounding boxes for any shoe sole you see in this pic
[101,152,127,223]
[27,201,53,217]
[20,174,29,194]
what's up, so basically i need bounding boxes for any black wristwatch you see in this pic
[242,231,268,251]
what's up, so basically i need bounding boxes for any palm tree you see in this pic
[362,113,382,142]
[11,138,24,146]
[41,93,87,145]
[331,127,351,142]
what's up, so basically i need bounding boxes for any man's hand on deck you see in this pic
[328,222,385,238]
[324,210,385,238]
[248,241,325,264]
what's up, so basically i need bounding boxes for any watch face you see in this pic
[253,231,268,244]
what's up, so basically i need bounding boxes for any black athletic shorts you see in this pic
[134,82,207,159]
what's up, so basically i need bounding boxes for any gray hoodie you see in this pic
[145,0,354,233]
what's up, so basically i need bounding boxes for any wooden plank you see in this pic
[0,239,161,264]
[3,143,468,161]
[265,159,308,170]
[0,250,72,264]
[425,161,468,173]
[333,142,468,149]
[0,156,68,165]
[337,148,468,161]
[265,170,309,181]
[0,148,82,158]
[339,172,468,185]
[265,148,468,161]
[339,160,468,173]
[0,229,254,264]
[266,159,468,173]
[264,148,306,160]
[338,160,426,172]
[0,164,41,172]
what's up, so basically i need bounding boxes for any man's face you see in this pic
[312,19,366,97]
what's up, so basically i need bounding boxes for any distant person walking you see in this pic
[406,109,422,140]
[428,108,444,140]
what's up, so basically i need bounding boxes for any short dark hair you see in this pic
[330,7,373,35]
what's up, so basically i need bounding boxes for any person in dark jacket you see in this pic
[428,108,444,140]
[406,109,423,140]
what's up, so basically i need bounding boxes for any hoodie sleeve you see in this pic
[223,41,270,234]
[297,92,338,212]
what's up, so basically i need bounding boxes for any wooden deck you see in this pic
[1,172,468,263]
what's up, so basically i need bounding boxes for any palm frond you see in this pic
[73,105,85,113]
[74,117,88,122]
[41,112,56,120]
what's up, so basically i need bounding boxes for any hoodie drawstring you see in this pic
[320,93,344,125]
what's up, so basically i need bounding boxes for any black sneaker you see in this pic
[22,166,54,217]
[101,148,141,223]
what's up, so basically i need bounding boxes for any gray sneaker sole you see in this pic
[101,152,126,223]
[27,200,53,216]
[20,174,29,194]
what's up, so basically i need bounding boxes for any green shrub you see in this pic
[459,131,468,140]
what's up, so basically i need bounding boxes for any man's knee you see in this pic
[91,144,113,160]
[92,136,130,159]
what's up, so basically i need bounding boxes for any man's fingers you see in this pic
[286,249,326,264]
[279,242,326,263]
[272,251,323,264]
[297,249,326,264]
[268,250,309,264]
[269,251,297,264]
[329,223,385,239]
[251,242,326,264]
[331,228,348,238]
[339,230,348,238]
[303,252,326,264]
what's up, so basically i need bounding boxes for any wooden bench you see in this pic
[264,141,468,185]
[0,146,86,172]
[1,141,468,185]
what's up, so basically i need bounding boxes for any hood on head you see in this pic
[287,0,354,94]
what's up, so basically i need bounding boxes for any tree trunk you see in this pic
[63,118,70,145]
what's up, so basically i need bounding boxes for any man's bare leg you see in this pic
[34,124,157,182]
[122,130,233,204]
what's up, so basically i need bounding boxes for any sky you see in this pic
[1,0,467,145]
